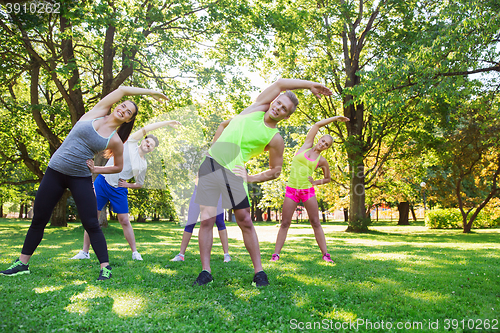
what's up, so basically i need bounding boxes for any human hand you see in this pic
[168,120,182,128]
[310,83,333,98]
[86,159,95,173]
[232,165,248,183]
[151,91,168,102]
[333,116,350,122]
[308,176,314,184]
[118,179,128,188]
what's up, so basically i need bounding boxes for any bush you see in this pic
[425,208,500,229]
[425,209,462,229]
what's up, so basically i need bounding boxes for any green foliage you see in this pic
[128,187,177,222]
[426,208,500,229]
[425,209,462,229]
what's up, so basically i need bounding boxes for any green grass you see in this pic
[0,218,499,332]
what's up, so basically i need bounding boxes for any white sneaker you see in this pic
[132,251,143,261]
[71,250,90,260]
[170,254,184,262]
[224,253,232,262]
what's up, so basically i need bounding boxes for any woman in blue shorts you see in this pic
[71,120,180,261]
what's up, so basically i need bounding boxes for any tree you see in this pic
[0,0,267,225]
[257,0,500,232]
[422,93,500,233]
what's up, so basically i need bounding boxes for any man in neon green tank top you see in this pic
[193,79,333,287]
[270,116,349,264]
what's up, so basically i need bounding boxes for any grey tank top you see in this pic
[48,118,116,177]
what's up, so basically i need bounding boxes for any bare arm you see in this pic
[240,78,333,116]
[118,179,143,189]
[302,116,350,149]
[129,120,181,141]
[308,157,331,186]
[212,118,232,143]
[232,134,284,183]
[80,86,167,121]
[86,136,124,174]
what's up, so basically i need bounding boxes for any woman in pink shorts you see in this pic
[271,116,349,263]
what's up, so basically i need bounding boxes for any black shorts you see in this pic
[195,157,250,210]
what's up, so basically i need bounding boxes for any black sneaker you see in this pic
[192,270,213,286]
[0,259,30,276]
[252,270,269,287]
[97,265,112,280]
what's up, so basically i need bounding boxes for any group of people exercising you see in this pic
[0,79,349,286]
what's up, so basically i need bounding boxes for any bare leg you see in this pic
[179,231,193,255]
[117,213,137,252]
[83,230,91,253]
[303,196,328,255]
[234,208,262,273]
[199,205,217,272]
[217,229,229,254]
[19,254,31,264]
[274,197,298,255]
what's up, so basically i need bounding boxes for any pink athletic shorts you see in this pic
[285,186,316,203]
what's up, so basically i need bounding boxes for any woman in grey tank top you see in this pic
[0,86,167,281]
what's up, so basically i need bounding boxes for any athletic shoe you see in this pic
[132,251,143,261]
[97,265,112,281]
[270,253,280,262]
[252,270,269,287]
[192,270,213,286]
[322,253,335,264]
[171,254,184,262]
[0,259,30,276]
[223,253,232,262]
[71,250,90,260]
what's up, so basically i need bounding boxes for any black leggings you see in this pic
[22,167,109,263]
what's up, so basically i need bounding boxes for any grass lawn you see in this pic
[0,218,499,332]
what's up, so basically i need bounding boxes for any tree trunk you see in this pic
[50,191,70,227]
[250,200,255,222]
[18,203,24,219]
[343,208,349,222]
[319,201,326,223]
[0,203,3,218]
[136,214,146,223]
[346,161,369,232]
[410,205,417,221]
[397,201,410,225]
[266,207,271,222]
[98,204,109,228]
[228,209,233,222]
[255,206,263,221]
[463,218,472,233]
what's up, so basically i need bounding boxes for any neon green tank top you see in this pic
[209,111,279,173]
[287,148,320,189]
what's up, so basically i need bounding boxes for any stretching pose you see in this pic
[193,78,332,287]
[0,86,166,280]
[171,184,231,262]
[71,119,180,261]
[271,116,349,263]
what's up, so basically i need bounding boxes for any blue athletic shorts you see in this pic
[94,174,129,214]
